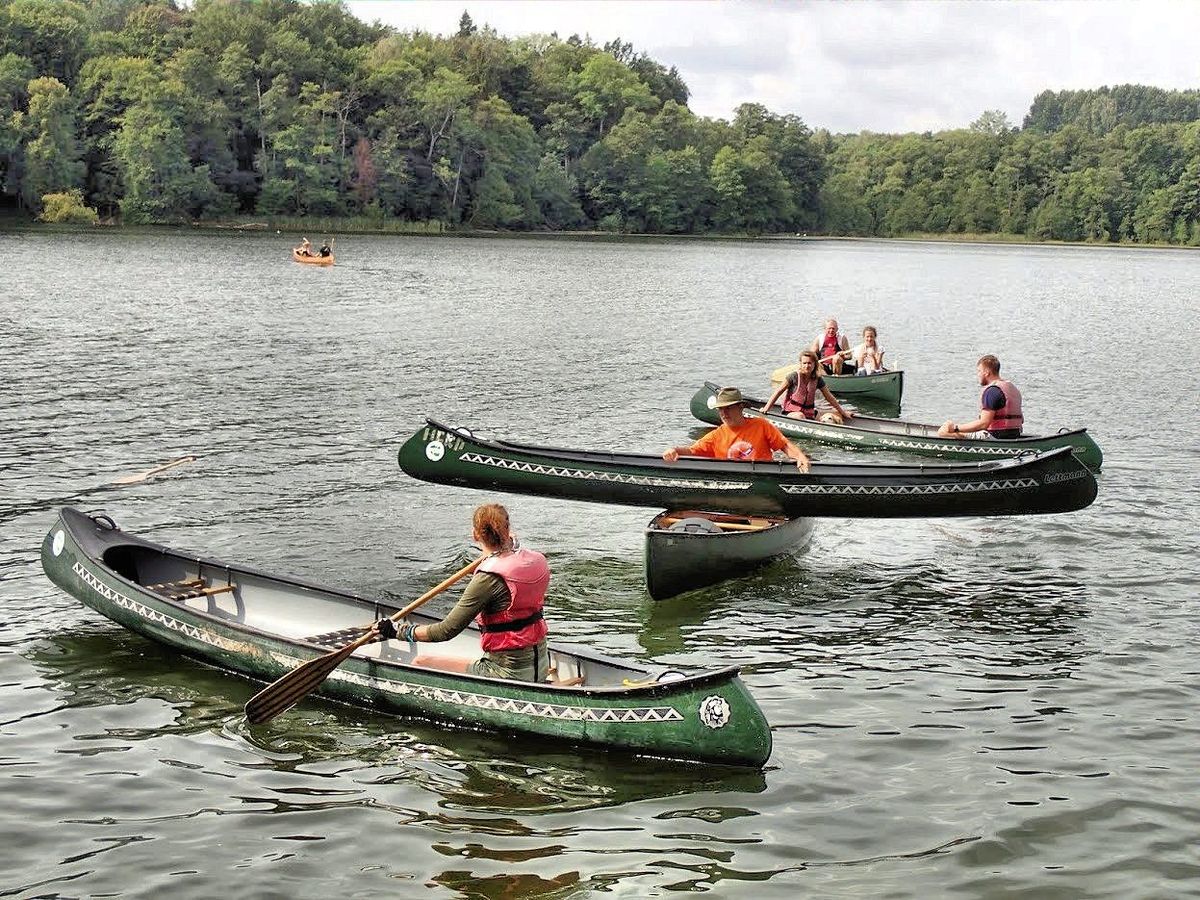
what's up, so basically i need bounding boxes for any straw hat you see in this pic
[713,386,746,408]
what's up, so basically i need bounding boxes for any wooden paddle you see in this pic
[110,454,197,486]
[243,554,485,725]
[659,517,773,532]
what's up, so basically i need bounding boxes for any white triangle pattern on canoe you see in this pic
[74,562,236,652]
[461,452,751,491]
[73,563,689,726]
[780,477,1039,495]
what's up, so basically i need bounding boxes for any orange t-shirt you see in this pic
[689,418,789,461]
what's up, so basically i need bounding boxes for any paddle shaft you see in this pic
[243,554,486,725]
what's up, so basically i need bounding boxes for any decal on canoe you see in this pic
[1044,469,1090,484]
[73,562,245,654]
[781,477,1039,495]
[425,439,445,462]
[315,662,687,724]
[51,529,65,556]
[699,695,731,729]
[460,453,753,492]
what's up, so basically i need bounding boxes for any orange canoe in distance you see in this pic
[292,249,334,266]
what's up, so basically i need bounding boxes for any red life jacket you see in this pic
[982,379,1024,434]
[782,373,819,418]
[817,331,843,360]
[475,548,550,652]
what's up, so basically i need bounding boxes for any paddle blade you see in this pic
[244,638,364,725]
[111,454,197,486]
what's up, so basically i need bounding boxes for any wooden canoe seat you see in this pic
[154,578,235,601]
[302,624,375,648]
[546,666,585,687]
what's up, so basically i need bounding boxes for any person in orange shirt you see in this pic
[662,386,812,472]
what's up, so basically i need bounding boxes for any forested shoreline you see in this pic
[3,0,1200,244]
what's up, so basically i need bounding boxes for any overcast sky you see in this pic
[344,0,1200,134]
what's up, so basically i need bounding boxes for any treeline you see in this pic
[0,0,820,231]
[1,0,1200,245]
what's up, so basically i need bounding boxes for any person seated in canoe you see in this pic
[318,239,332,257]
[762,351,854,422]
[378,503,551,682]
[812,317,855,375]
[663,386,812,471]
[850,325,886,374]
[938,354,1024,439]
[295,237,313,257]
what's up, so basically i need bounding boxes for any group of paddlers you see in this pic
[294,237,332,258]
[662,317,1024,469]
[386,317,1023,685]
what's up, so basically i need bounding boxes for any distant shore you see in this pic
[1,215,1195,251]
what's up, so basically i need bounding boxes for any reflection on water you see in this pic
[5,232,1200,897]
[30,629,767,815]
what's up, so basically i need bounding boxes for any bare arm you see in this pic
[938,409,994,438]
[761,382,787,412]
[819,385,853,419]
[783,440,811,472]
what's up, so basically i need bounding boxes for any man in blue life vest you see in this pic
[938,355,1024,439]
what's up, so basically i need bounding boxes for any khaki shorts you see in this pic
[468,639,549,682]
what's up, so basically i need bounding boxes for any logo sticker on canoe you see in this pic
[699,695,731,729]
[425,440,445,462]
[51,529,65,556]
[706,396,717,409]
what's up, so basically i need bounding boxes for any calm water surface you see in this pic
[1,230,1198,897]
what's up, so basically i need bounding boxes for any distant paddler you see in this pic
[938,354,1023,439]
[376,504,552,682]
[295,236,313,257]
[663,386,812,471]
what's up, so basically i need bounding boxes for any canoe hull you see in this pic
[644,511,816,601]
[41,508,771,767]
[398,419,1098,518]
[771,363,903,405]
[691,382,1103,469]
[293,249,334,266]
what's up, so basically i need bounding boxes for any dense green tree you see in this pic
[18,75,83,210]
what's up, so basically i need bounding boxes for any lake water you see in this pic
[2,229,1198,897]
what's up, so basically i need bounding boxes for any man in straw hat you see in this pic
[663,386,812,471]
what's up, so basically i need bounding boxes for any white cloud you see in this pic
[345,0,1200,133]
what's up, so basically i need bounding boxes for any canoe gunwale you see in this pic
[424,416,1076,479]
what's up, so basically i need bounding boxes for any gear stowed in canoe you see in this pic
[40,508,771,767]
[691,382,1103,469]
[644,510,816,602]
[771,362,904,406]
[398,418,1098,518]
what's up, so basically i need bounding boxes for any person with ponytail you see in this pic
[379,504,551,682]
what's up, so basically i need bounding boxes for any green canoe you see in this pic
[691,382,1103,469]
[397,418,1097,517]
[41,508,772,768]
[644,510,816,601]
[771,362,904,405]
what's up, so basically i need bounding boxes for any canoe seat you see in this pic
[303,625,375,648]
[154,578,235,601]
[546,666,585,687]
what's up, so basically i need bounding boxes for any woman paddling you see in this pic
[378,504,551,682]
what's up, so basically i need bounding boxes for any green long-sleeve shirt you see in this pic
[423,572,510,642]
